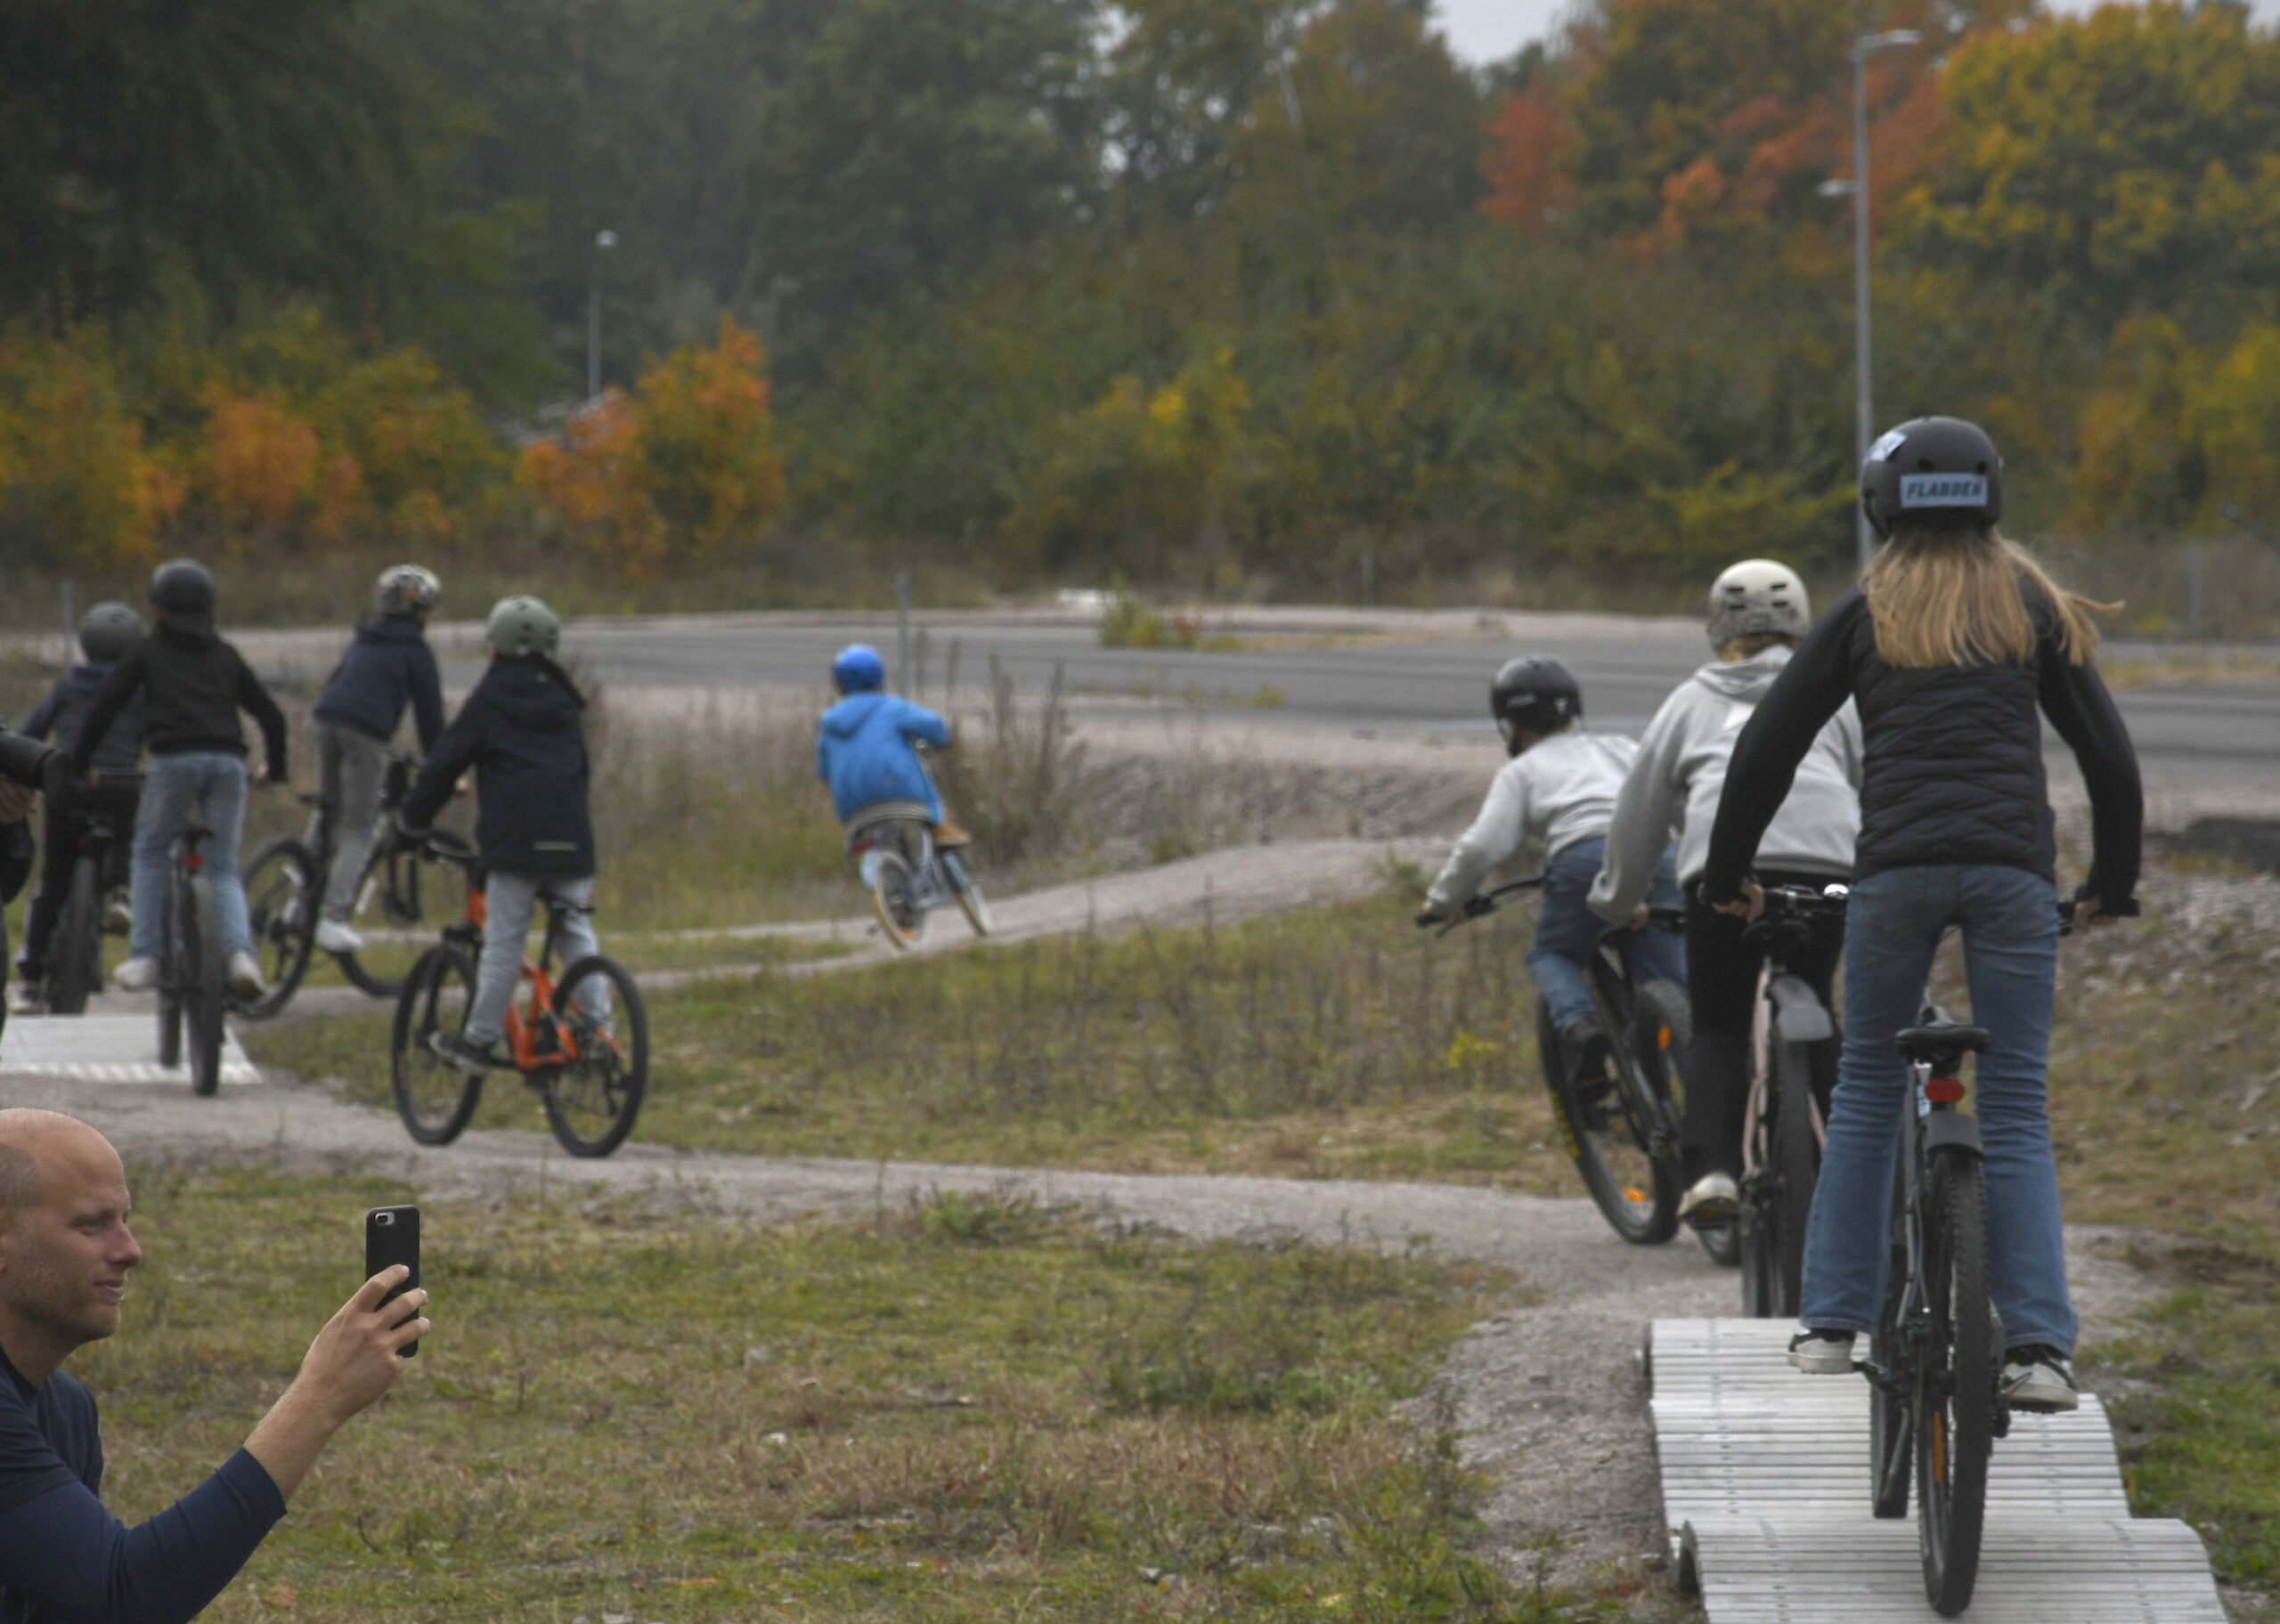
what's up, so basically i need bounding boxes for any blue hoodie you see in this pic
[313,615,444,751]
[25,664,144,775]
[817,692,949,823]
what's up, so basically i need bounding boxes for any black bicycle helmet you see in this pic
[78,602,143,662]
[150,557,217,616]
[1861,416,2004,539]
[1489,655,1582,755]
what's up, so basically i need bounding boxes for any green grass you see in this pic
[244,891,1584,1190]
[75,1167,1634,1621]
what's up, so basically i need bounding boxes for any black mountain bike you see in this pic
[241,751,471,1016]
[158,824,230,1096]
[1865,1011,2000,1618]
[1736,882,1849,1318]
[45,777,141,1016]
[1440,879,1694,1246]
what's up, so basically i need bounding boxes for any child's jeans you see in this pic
[466,871,607,1045]
[1802,863,2073,1354]
[130,752,253,960]
[1527,836,1686,1034]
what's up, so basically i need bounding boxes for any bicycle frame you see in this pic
[847,814,953,914]
[1738,888,1846,1177]
[452,883,596,1076]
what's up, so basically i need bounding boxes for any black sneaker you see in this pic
[429,1030,501,1076]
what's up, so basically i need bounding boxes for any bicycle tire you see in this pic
[1869,1138,1915,1521]
[943,849,993,937]
[1634,979,1730,1263]
[539,955,647,1158]
[48,856,103,1015]
[339,829,472,997]
[240,837,318,1019]
[391,946,484,1145]
[186,874,226,1095]
[1918,1151,1993,1617]
[1552,996,1680,1246]
[157,868,183,1069]
[867,849,927,949]
[1767,1036,1820,1318]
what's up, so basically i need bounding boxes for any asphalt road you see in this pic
[402,607,2276,817]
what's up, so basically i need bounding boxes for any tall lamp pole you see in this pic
[588,229,619,402]
[1838,29,1920,570]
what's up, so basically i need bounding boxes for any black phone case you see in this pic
[364,1205,421,1358]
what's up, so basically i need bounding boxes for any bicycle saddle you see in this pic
[1893,1024,1991,1067]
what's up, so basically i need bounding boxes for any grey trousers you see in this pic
[311,724,392,922]
[467,870,607,1044]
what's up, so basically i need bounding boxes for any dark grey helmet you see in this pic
[1861,416,2004,539]
[1489,655,1582,756]
[150,557,217,615]
[78,602,143,663]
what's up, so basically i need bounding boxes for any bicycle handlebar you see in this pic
[1431,873,1547,936]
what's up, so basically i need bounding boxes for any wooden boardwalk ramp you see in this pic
[1646,1319,2226,1623]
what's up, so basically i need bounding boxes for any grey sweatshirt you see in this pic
[1426,729,1638,913]
[1588,647,1861,922]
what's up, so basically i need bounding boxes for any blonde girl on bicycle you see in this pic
[1700,417,2141,1414]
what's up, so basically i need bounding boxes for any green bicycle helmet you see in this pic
[485,594,561,658]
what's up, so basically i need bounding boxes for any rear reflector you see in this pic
[1924,1075,1966,1105]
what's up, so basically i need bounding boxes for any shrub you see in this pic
[0,329,174,566]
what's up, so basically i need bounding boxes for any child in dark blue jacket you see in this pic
[815,644,970,846]
[12,603,147,1010]
[306,565,445,954]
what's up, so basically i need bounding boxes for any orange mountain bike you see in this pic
[389,847,648,1157]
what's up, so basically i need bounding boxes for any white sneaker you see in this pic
[227,952,267,999]
[1788,1328,1858,1374]
[8,984,44,1016]
[314,918,365,954]
[113,957,159,992]
[1678,1173,1741,1226]
[2001,1345,2080,1412]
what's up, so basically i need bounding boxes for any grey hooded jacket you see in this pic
[1426,729,1638,914]
[1588,646,1861,922]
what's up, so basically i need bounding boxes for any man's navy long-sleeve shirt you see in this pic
[0,1348,284,1623]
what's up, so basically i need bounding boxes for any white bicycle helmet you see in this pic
[1706,559,1810,651]
[375,564,442,617]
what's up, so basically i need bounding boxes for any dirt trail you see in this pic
[8,1060,2156,1600]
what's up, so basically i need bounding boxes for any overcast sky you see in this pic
[1436,0,2280,67]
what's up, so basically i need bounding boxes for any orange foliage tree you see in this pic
[0,329,178,565]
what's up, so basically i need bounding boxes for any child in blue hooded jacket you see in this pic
[816,645,971,847]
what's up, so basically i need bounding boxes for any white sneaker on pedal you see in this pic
[8,984,44,1016]
[2001,1345,2080,1412]
[1787,1328,1858,1374]
[1678,1173,1741,1226]
[113,956,159,992]
[314,918,365,954]
[227,952,267,999]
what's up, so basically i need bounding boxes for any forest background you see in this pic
[6,0,2280,626]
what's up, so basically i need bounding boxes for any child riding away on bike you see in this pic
[12,603,148,1013]
[1589,561,1862,1227]
[72,561,289,1000]
[306,564,446,954]
[1416,657,1686,1091]
[397,596,607,1075]
[816,644,973,851]
[1703,417,2141,1413]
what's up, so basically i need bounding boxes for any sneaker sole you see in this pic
[1680,1196,1741,1226]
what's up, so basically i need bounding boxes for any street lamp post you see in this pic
[588,229,619,402]
[1842,29,1920,570]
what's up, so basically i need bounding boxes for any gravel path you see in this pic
[9,1061,2159,1604]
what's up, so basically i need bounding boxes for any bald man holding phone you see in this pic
[0,1109,430,1623]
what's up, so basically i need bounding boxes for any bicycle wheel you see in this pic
[1635,980,1732,1264]
[1553,1000,1681,1246]
[240,837,318,1019]
[391,946,484,1145]
[942,849,993,937]
[867,849,927,949]
[47,856,103,1015]
[1869,1137,1915,1521]
[185,874,225,1096]
[157,869,183,1069]
[340,830,472,997]
[1917,1152,1993,1617]
[540,955,647,1158]
[1766,1037,1820,1317]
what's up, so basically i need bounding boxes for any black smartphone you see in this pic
[364,1205,421,1359]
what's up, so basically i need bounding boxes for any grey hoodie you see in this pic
[1588,646,1861,922]
[1426,728,1638,914]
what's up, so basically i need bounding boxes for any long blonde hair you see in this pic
[1865,527,2107,669]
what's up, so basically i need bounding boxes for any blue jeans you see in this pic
[131,753,254,960]
[1803,864,2074,1353]
[1527,837,1687,1034]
